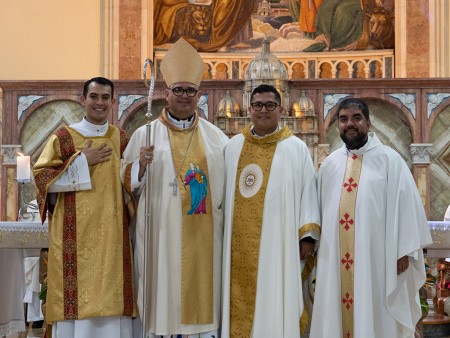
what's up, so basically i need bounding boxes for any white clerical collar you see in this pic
[346,132,374,155]
[250,125,280,138]
[71,118,109,137]
[167,111,195,129]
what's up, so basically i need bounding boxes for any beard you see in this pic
[340,129,368,150]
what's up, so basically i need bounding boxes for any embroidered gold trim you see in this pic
[230,139,277,338]
[339,154,363,338]
[242,125,293,144]
[167,126,214,324]
[298,223,321,240]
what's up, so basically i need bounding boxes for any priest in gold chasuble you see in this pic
[221,85,321,338]
[33,77,136,338]
[121,38,228,337]
[310,98,432,338]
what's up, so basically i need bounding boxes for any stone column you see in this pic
[0,145,22,221]
[410,143,433,217]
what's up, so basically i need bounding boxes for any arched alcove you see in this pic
[21,100,84,162]
[429,105,450,220]
[325,98,413,166]
[291,63,306,79]
[122,99,166,137]
[18,100,84,206]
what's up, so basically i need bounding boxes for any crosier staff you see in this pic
[142,58,154,338]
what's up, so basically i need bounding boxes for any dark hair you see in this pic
[83,77,114,98]
[250,84,281,104]
[336,97,370,120]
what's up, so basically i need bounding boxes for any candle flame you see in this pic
[17,152,24,157]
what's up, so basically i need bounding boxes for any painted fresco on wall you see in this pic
[153,0,394,53]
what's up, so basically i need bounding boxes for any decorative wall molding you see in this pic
[387,93,416,118]
[1,145,21,165]
[427,93,450,118]
[323,94,350,120]
[23,102,82,156]
[18,95,44,120]
[410,143,433,164]
[118,95,144,119]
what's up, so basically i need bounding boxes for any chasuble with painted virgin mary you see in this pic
[121,109,228,336]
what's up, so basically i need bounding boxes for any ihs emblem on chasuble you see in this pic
[183,163,208,215]
[239,164,263,198]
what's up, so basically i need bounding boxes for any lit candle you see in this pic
[17,153,31,182]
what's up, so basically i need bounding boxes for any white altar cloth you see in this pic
[0,248,41,336]
[426,221,450,257]
[0,221,48,249]
[0,221,449,251]
[0,222,47,335]
[0,221,448,336]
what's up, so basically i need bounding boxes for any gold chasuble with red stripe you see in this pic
[339,154,363,338]
[160,111,214,324]
[230,126,292,338]
[33,126,135,323]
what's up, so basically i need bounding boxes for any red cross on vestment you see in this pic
[342,292,354,310]
[340,213,354,231]
[341,252,354,270]
[343,177,358,192]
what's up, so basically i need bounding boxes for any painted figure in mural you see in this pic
[184,163,208,215]
[288,0,300,22]
[304,0,364,51]
[304,0,394,52]
[299,0,324,38]
[154,0,255,52]
[365,6,394,49]
[357,0,394,50]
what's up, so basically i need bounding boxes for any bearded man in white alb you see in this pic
[310,97,432,338]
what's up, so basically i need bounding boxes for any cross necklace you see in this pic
[168,126,197,196]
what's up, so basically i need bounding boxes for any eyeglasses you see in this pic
[250,102,279,111]
[170,87,198,97]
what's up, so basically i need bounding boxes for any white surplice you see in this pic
[221,133,321,338]
[23,256,43,322]
[310,132,432,338]
[122,116,228,336]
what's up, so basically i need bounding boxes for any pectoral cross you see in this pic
[169,178,178,196]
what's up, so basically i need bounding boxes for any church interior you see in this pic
[1,0,450,337]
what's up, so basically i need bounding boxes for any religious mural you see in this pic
[153,0,395,53]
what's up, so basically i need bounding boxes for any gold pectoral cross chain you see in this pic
[168,126,197,196]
